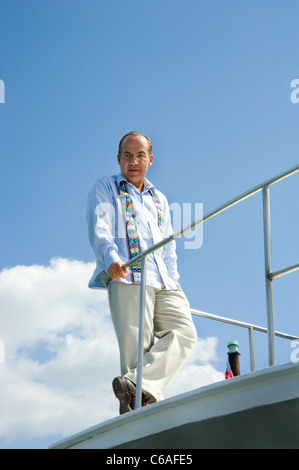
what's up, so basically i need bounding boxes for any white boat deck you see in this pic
[49,361,299,449]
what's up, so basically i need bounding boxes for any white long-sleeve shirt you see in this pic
[86,172,181,290]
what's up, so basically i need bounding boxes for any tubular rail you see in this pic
[116,164,299,270]
[191,308,299,373]
[113,164,299,409]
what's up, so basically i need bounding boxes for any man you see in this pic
[86,131,197,414]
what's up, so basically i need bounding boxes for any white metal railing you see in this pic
[190,308,299,373]
[109,164,299,409]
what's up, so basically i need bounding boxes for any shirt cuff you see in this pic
[104,248,121,271]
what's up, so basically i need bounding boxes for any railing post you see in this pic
[262,184,276,366]
[248,327,255,371]
[135,255,147,409]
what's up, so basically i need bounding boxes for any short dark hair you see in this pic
[118,131,153,155]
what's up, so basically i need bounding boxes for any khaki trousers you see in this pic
[108,282,197,403]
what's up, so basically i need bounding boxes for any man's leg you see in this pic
[108,282,156,376]
[108,282,197,409]
[126,288,197,401]
[108,282,157,411]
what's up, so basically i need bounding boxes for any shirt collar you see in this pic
[116,172,156,194]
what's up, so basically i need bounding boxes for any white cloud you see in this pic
[164,337,224,398]
[0,258,224,448]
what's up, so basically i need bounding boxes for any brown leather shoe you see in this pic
[112,377,136,414]
[112,377,151,414]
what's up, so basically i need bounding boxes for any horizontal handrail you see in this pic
[191,308,299,341]
[119,164,299,271]
[269,262,299,280]
[192,308,298,372]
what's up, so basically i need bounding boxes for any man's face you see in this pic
[117,135,153,191]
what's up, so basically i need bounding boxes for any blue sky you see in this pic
[0,0,298,449]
